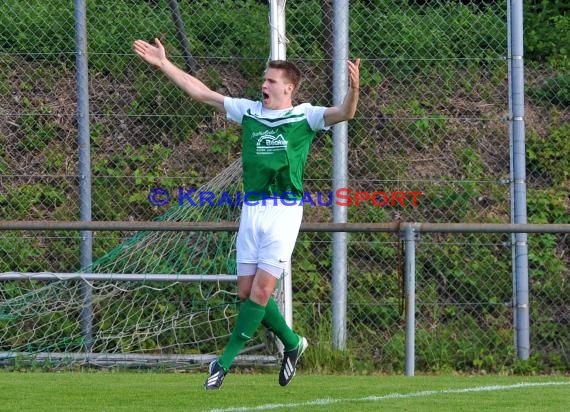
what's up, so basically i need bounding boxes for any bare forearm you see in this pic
[134,38,225,110]
[158,58,213,102]
[324,86,359,126]
[340,86,359,120]
[323,58,360,126]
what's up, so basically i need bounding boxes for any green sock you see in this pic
[218,298,265,371]
[262,297,300,352]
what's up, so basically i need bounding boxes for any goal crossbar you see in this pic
[0,272,236,282]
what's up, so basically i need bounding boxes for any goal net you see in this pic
[0,159,279,370]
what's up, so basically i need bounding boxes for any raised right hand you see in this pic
[133,38,166,67]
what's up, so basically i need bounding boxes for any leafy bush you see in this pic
[527,123,570,185]
[525,0,570,69]
[529,71,570,107]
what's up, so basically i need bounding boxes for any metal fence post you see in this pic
[509,0,530,360]
[74,0,93,352]
[331,0,349,350]
[167,0,194,74]
[402,223,418,376]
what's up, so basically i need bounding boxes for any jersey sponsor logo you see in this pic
[255,132,287,154]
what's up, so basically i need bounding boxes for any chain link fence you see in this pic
[0,0,568,372]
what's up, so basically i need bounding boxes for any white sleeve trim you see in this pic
[304,104,330,132]
[224,97,258,125]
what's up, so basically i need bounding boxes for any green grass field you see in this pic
[0,371,568,411]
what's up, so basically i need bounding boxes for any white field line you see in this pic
[206,381,570,412]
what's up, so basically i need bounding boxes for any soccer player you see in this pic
[133,38,360,390]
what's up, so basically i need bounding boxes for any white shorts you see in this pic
[236,202,303,278]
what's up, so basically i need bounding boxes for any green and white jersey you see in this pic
[224,97,329,200]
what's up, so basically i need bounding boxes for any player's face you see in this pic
[261,68,294,110]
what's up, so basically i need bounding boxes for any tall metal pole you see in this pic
[506,0,518,354]
[74,0,93,352]
[509,0,530,359]
[331,0,349,350]
[402,224,418,376]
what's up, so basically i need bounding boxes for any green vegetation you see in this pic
[0,0,568,374]
[525,0,570,70]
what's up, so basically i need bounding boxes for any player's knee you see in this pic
[249,285,273,306]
